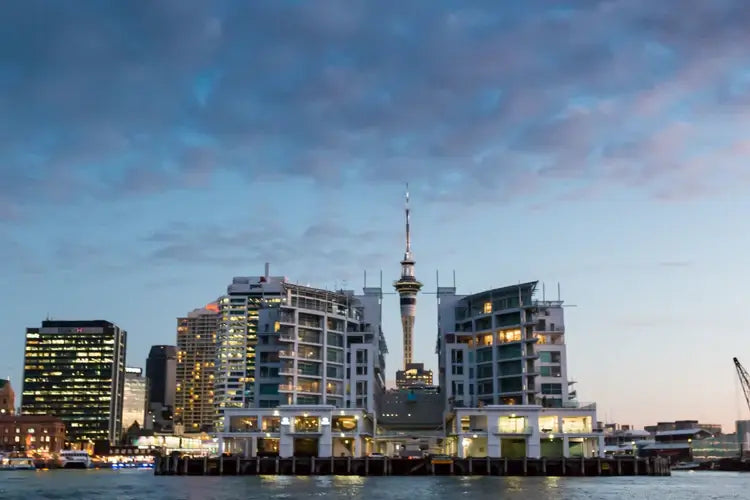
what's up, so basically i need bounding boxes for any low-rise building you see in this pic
[444,404,604,458]
[0,379,14,415]
[395,363,433,389]
[0,415,66,453]
[218,405,374,458]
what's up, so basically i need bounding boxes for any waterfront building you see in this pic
[0,378,14,415]
[395,363,434,389]
[219,405,374,458]
[445,404,604,458]
[376,389,445,457]
[644,420,722,435]
[176,304,219,432]
[146,345,178,432]
[437,281,573,408]
[253,284,386,413]
[121,367,147,433]
[214,269,285,423]
[393,187,424,369]
[0,415,65,453]
[22,320,127,446]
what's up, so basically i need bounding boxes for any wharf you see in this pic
[154,455,670,477]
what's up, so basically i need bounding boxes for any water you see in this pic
[0,470,747,499]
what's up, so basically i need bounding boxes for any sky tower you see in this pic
[394,184,423,369]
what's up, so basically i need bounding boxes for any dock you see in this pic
[154,455,670,477]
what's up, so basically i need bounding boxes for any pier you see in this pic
[154,455,670,477]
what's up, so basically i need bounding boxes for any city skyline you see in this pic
[3,1,750,432]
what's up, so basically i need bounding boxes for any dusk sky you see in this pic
[2,0,750,431]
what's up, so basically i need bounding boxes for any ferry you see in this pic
[59,450,94,469]
[0,457,36,470]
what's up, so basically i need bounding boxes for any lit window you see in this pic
[483,302,492,314]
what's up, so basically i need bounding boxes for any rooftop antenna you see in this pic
[542,282,546,301]
[452,270,456,288]
[557,282,561,301]
[404,182,411,257]
[364,270,367,288]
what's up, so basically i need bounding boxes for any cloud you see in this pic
[141,219,389,284]
[3,0,750,220]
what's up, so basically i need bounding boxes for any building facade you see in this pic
[0,415,66,453]
[121,367,147,433]
[438,282,573,408]
[395,363,434,389]
[219,405,374,458]
[0,379,14,415]
[446,405,603,458]
[214,273,285,422]
[22,320,127,446]
[146,345,177,432]
[253,284,386,414]
[176,304,219,433]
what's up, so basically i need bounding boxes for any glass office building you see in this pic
[22,320,127,446]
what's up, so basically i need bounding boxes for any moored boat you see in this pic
[59,450,94,469]
[0,457,36,470]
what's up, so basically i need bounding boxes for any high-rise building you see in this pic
[121,367,147,433]
[0,378,14,415]
[146,345,177,432]
[214,269,285,422]
[176,303,219,433]
[22,320,127,446]
[254,284,387,413]
[437,281,576,408]
[393,186,423,369]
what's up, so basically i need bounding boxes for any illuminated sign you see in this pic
[281,417,290,426]
[321,417,330,426]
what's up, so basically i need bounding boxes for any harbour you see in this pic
[153,454,670,477]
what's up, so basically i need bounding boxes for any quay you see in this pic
[154,455,670,477]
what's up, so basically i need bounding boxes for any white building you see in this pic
[446,405,604,458]
[253,284,386,413]
[121,367,147,432]
[214,273,285,424]
[219,406,374,458]
[438,281,574,409]
[214,268,387,430]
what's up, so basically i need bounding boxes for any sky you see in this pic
[2,0,750,432]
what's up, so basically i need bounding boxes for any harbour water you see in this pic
[0,470,747,499]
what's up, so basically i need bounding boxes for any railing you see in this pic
[278,384,301,392]
[562,401,597,410]
[494,426,534,435]
[278,350,296,358]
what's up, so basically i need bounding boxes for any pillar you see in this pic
[562,436,570,458]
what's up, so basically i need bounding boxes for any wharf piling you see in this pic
[154,456,670,477]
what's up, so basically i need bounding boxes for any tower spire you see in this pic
[405,183,411,257]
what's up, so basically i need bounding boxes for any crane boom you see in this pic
[734,357,750,415]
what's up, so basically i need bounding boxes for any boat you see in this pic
[59,450,94,469]
[0,457,36,470]
[671,461,701,470]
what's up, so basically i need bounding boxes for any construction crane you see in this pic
[734,357,750,415]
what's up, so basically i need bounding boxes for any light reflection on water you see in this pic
[0,470,747,500]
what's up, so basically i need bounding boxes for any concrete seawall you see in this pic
[154,455,670,477]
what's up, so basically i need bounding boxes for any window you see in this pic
[356,365,368,375]
[540,366,561,377]
[483,302,492,314]
[541,383,562,395]
[451,349,463,363]
[356,381,368,396]
[477,365,493,379]
[356,350,368,364]
[452,364,463,375]
[294,416,320,433]
[539,351,561,363]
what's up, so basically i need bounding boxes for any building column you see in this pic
[598,435,606,457]
[354,437,363,457]
[527,415,541,458]
[217,436,225,455]
[562,436,570,458]
[457,436,466,458]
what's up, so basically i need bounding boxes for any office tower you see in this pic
[0,378,14,415]
[438,281,576,408]
[214,268,285,423]
[121,367,147,432]
[393,186,423,369]
[22,320,126,446]
[146,345,178,432]
[254,284,387,413]
[176,303,219,432]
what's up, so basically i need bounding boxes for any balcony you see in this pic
[278,350,296,358]
[494,426,533,435]
[278,384,301,392]
[562,401,596,410]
